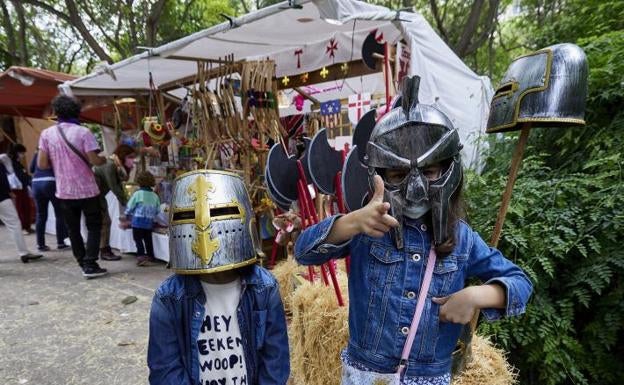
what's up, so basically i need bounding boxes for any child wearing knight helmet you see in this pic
[148,170,289,385]
[295,76,532,385]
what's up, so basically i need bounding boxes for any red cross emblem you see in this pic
[326,38,338,59]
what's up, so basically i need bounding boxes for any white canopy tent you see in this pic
[61,0,493,165]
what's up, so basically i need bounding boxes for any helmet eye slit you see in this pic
[379,168,410,187]
[210,206,240,217]
[172,210,195,221]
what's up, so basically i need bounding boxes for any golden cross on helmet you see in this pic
[187,176,220,265]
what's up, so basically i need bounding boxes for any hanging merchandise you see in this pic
[142,116,166,143]
[320,99,342,138]
[396,41,411,84]
[347,92,371,125]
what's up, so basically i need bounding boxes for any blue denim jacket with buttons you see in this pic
[295,216,532,377]
[147,265,290,385]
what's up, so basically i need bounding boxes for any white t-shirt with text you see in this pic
[197,279,248,385]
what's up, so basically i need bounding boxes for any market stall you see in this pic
[59,1,501,383]
[60,0,494,262]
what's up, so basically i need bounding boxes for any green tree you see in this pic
[0,0,235,73]
[466,1,624,383]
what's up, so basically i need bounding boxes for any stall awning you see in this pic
[62,0,494,164]
[0,66,135,128]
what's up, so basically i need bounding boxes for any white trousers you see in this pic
[0,198,29,256]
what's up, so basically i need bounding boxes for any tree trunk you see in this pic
[64,0,114,63]
[454,0,485,57]
[146,0,166,47]
[0,0,18,66]
[11,0,28,65]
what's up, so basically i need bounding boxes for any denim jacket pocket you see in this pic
[431,256,459,297]
[253,310,267,350]
[363,243,403,351]
[368,243,403,285]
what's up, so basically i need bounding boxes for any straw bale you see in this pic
[451,335,517,385]
[290,272,349,385]
[271,258,304,314]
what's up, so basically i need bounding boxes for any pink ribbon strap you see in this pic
[397,247,437,376]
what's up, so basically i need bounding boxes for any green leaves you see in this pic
[466,68,624,384]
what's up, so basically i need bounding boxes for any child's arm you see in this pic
[147,293,192,385]
[434,228,533,324]
[124,193,137,217]
[295,175,399,265]
[256,283,290,385]
[433,284,506,324]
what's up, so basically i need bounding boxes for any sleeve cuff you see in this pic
[481,278,526,322]
[305,214,352,255]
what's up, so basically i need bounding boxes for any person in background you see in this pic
[0,160,43,262]
[125,171,160,266]
[8,143,34,234]
[30,150,69,251]
[38,95,108,279]
[94,144,137,261]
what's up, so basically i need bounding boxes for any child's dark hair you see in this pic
[136,171,156,188]
[51,95,81,120]
[430,174,466,256]
[113,144,136,170]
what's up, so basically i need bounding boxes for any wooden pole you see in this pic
[489,123,532,248]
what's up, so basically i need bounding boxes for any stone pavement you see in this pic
[0,226,171,385]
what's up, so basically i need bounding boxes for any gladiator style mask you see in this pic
[366,76,463,249]
[487,43,588,133]
[169,170,263,274]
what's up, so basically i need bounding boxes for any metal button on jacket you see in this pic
[401,326,410,335]
[412,253,421,262]
[420,223,428,231]
[406,291,416,299]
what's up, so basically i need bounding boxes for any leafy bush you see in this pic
[465,30,624,385]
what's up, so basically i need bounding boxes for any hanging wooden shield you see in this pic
[342,146,370,212]
[265,138,313,203]
[307,128,343,195]
[352,109,376,163]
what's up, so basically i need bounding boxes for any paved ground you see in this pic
[0,226,171,385]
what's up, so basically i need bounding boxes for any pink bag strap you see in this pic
[397,247,437,376]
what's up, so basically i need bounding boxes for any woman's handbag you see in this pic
[341,248,437,385]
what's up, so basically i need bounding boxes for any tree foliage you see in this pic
[0,0,234,73]
[465,1,624,383]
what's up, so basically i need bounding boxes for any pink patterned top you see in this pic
[38,122,101,200]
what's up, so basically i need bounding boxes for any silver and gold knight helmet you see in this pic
[169,170,263,274]
[487,43,588,133]
[366,76,463,249]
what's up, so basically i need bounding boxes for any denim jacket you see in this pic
[295,216,532,377]
[147,265,290,385]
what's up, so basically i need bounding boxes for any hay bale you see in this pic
[271,258,304,314]
[452,335,517,385]
[290,273,349,385]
